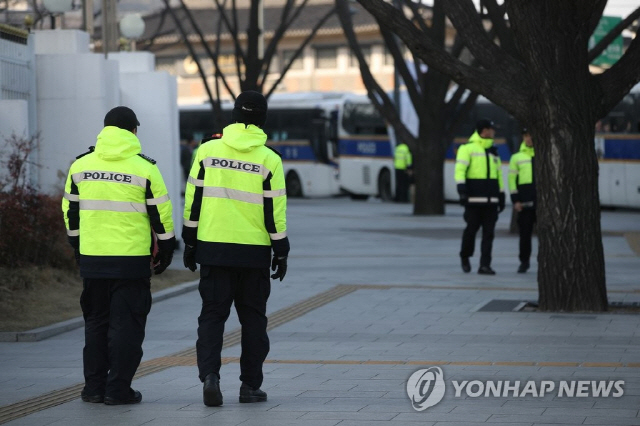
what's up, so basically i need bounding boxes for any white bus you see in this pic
[179,92,395,200]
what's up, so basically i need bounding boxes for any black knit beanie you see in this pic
[232,90,267,128]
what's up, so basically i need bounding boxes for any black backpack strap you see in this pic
[266,145,282,158]
[75,146,95,159]
[137,153,157,164]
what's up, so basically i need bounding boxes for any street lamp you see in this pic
[119,13,145,51]
[42,0,73,28]
[43,0,73,13]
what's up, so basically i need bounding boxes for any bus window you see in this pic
[329,110,339,157]
[342,102,387,136]
[311,117,329,164]
[278,109,315,140]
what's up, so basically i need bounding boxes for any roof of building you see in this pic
[136,2,380,48]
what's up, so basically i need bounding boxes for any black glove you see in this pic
[498,193,506,213]
[457,183,468,206]
[183,244,197,272]
[270,256,288,281]
[154,237,176,275]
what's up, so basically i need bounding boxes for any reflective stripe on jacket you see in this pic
[183,123,288,268]
[508,142,536,207]
[394,143,412,170]
[454,131,504,204]
[62,126,174,278]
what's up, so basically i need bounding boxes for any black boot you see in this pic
[203,373,223,407]
[104,389,142,405]
[478,266,496,275]
[239,383,267,403]
[80,391,104,403]
[461,257,471,273]
[517,261,530,273]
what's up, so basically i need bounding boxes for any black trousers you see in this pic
[395,169,410,202]
[460,204,499,267]
[517,208,537,263]
[196,265,271,389]
[80,278,151,400]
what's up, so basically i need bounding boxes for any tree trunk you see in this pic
[508,1,608,312]
[534,114,607,312]
[413,124,446,215]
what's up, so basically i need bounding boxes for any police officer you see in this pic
[394,141,412,202]
[455,119,505,275]
[508,128,536,273]
[62,106,175,405]
[182,91,289,407]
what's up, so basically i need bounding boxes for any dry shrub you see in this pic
[0,133,75,270]
[0,189,75,270]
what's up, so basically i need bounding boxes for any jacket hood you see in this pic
[94,126,141,161]
[519,141,535,157]
[222,123,267,152]
[469,131,494,149]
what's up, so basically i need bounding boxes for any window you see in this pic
[282,49,303,71]
[342,102,387,136]
[315,46,337,69]
[349,45,372,67]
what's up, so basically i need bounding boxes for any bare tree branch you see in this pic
[213,0,230,101]
[444,84,467,115]
[588,6,640,63]
[336,0,417,151]
[264,6,336,98]
[597,31,640,116]
[140,7,170,51]
[211,0,246,78]
[429,0,445,47]
[482,0,517,56]
[174,0,236,99]
[160,0,217,112]
[356,0,529,120]
[245,0,261,88]
[261,0,310,86]
[440,0,523,77]
[230,0,245,83]
[402,0,430,37]
[446,91,479,138]
[587,0,608,37]
[378,24,421,113]
[260,0,297,83]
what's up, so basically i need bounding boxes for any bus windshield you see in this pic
[341,102,387,136]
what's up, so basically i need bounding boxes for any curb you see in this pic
[0,280,199,343]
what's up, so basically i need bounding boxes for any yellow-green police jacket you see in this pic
[62,126,174,278]
[183,123,289,268]
[454,131,504,204]
[394,143,412,170]
[508,142,536,208]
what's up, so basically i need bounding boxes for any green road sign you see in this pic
[589,15,624,67]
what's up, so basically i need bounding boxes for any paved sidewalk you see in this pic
[1,199,639,425]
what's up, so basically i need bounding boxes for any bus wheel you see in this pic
[378,169,393,202]
[350,194,369,201]
[286,171,303,198]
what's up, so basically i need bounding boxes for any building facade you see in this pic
[137,1,397,104]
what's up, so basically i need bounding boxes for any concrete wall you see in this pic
[110,52,182,238]
[35,39,121,193]
[33,30,182,238]
[0,33,38,184]
[0,99,29,139]
[0,100,29,187]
